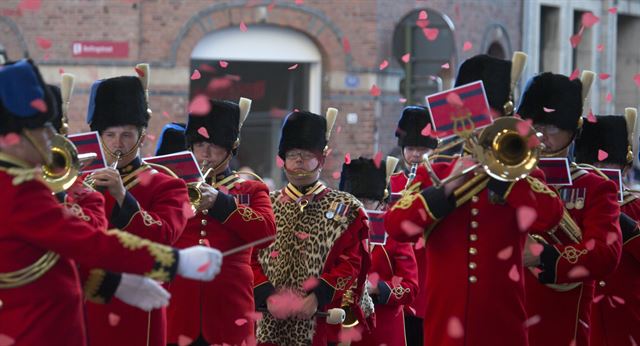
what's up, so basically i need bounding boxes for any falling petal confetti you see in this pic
[235,318,248,326]
[599,73,610,80]
[612,296,626,305]
[332,171,341,180]
[414,236,425,250]
[441,62,449,69]
[370,84,381,97]
[30,99,47,113]
[582,12,600,28]
[177,335,193,346]
[288,64,299,70]
[344,152,351,164]
[593,294,605,303]
[368,272,380,287]
[137,169,153,186]
[219,61,229,68]
[197,127,210,139]
[527,134,541,149]
[295,231,310,240]
[379,60,389,70]
[517,206,537,231]
[18,0,41,11]
[569,68,581,81]
[239,21,248,32]
[134,67,145,78]
[605,92,613,103]
[0,335,15,346]
[0,133,20,147]
[597,44,604,52]
[585,238,596,250]
[399,97,407,103]
[190,69,201,80]
[570,32,583,49]
[197,260,211,273]
[245,311,263,322]
[302,276,319,291]
[182,201,195,219]
[400,220,422,236]
[497,246,513,260]
[401,53,411,63]
[423,27,439,41]
[36,37,51,50]
[447,316,464,338]
[108,313,121,326]
[58,68,64,74]
[587,110,597,123]
[373,151,383,168]
[516,119,533,136]
[543,107,555,113]
[418,10,428,20]
[508,264,520,282]
[189,95,211,115]
[568,265,589,279]
[275,155,284,167]
[606,231,619,245]
[523,315,541,328]
[598,149,609,161]
[421,123,432,137]
[633,74,640,88]
[342,37,351,54]
[463,41,472,52]
[608,7,617,14]
[267,290,305,319]
[446,92,464,108]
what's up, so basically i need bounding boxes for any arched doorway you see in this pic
[190,25,322,187]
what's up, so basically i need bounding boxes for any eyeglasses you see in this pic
[533,124,561,135]
[285,150,317,161]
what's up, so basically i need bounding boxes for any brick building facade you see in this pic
[0,0,522,187]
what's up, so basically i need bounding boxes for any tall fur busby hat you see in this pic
[339,157,387,201]
[517,72,583,132]
[395,106,438,149]
[0,59,57,135]
[87,76,149,132]
[155,122,186,156]
[186,99,240,152]
[278,110,328,159]
[455,54,511,115]
[575,115,634,166]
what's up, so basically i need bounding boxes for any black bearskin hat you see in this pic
[278,110,327,159]
[517,72,583,132]
[155,122,187,156]
[574,115,631,166]
[339,157,387,201]
[395,106,437,148]
[185,99,240,152]
[455,54,511,115]
[87,76,149,132]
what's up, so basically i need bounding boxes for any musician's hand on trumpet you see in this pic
[88,168,127,205]
[196,183,219,211]
[442,156,475,197]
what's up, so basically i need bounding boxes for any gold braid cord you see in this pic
[6,167,38,186]
[83,269,107,303]
[392,193,418,210]
[391,286,410,300]
[560,246,588,264]
[526,176,558,197]
[140,210,163,227]
[0,251,60,288]
[237,206,264,222]
[107,229,176,282]
[66,203,91,222]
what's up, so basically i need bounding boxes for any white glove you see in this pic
[114,273,171,311]
[177,246,222,281]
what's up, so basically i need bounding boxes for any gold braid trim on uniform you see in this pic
[560,246,588,264]
[336,276,352,290]
[392,193,418,210]
[237,206,264,222]
[66,203,91,222]
[526,176,558,197]
[83,269,107,304]
[106,229,176,281]
[6,167,38,186]
[140,210,163,227]
[391,286,410,300]
[0,251,60,288]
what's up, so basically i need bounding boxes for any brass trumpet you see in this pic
[84,150,121,191]
[42,134,97,193]
[187,164,213,212]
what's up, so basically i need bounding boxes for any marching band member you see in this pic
[384,112,564,345]
[573,109,640,346]
[82,70,191,346]
[342,157,418,346]
[167,99,276,346]
[0,59,221,346]
[518,72,622,346]
[252,110,370,346]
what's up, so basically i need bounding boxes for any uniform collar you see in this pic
[118,156,142,175]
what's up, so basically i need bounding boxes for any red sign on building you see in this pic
[71,41,129,58]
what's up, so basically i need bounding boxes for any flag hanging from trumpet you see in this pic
[584,167,624,202]
[537,158,573,186]
[366,209,387,245]
[425,80,492,139]
[67,131,107,173]
[143,151,203,184]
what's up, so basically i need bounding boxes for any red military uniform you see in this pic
[385,161,564,346]
[525,167,622,346]
[390,170,427,321]
[352,237,418,346]
[0,157,180,346]
[253,182,369,346]
[590,190,640,346]
[167,171,276,345]
[85,158,189,346]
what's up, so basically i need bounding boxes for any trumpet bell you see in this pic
[476,117,540,182]
[187,183,202,212]
[42,135,80,193]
